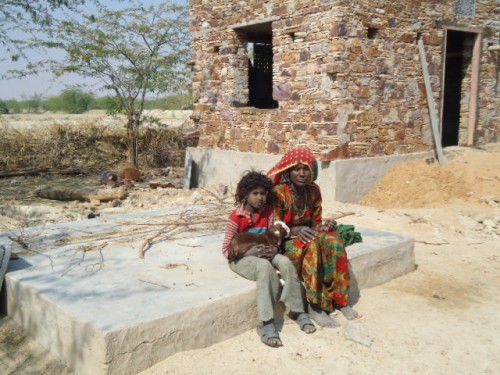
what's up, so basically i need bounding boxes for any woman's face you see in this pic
[289,163,311,187]
[244,186,268,212]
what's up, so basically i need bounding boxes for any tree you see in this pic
[36,1,191,167]
[0,0,85,60]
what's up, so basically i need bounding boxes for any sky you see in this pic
[0,0,188,101]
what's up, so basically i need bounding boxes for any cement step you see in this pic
[1,207,414,375]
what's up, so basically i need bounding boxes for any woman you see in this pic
[268,147,360,327]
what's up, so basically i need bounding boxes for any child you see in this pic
[222,171,316,348]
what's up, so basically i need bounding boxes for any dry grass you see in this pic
[0,120,198,172]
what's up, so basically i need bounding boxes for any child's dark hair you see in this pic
[235,170,276,206]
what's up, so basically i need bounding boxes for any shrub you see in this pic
[59,89,94,114]
[0,100,8,114]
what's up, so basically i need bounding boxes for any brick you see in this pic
[318,143,351,161]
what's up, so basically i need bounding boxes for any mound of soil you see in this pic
[358,145,500,209]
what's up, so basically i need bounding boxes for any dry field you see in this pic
[1,110,192,130]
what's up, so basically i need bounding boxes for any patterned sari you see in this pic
[269,147,351,312]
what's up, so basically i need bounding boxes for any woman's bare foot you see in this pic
[340,306,362,320]
[308,304,340,328]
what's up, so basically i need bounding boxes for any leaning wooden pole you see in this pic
[418,37,446,165]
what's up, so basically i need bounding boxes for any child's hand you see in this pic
[246,244,277,260]
[258,245,278,260]
[245,244,263,257]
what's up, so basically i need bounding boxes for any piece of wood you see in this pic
[90,198,101,206]
[418,38,446,165]
[467,33,481,146]
[87,186,128,202]
[149,181,176,189]
[36,187,89,202]
[330,211,355,220]
[0,168,87,179]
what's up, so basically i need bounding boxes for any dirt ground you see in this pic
[1,141,499,375]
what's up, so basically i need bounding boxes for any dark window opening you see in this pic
[235,22,278,109]
[367,27,379,39]
[327,72,337,82]
[441,30,475,147]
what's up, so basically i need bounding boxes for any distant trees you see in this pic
[23,93,44,113]
[44,88,93,114]
[0,92,192,114]
[0,95,44,113]
[0,100,8,114]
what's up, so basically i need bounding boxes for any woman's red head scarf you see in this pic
[267,147,318,185]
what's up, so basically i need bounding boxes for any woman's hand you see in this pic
[245,244,278,260]
[292,226,316,243]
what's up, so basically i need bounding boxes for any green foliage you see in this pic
[4,100,22,113]
[89,96,120,112]
[162,94,193,110]
[43,97,61,112]
[0,92,192,114]
[62,89,92,113]
[46,1,192,101]
[44,88,94,114]
[143,94,193,110]
[0,100,8,114]
[22,93,43,113]
[1,0,86,60]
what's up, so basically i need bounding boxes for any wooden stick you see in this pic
[0,168,88,179]
[418,38,446,164]
[329,211,355,220]
[139,225,177,258]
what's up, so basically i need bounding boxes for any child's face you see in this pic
[244,187,268,212]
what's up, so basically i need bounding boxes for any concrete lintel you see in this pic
[229,16,280,31]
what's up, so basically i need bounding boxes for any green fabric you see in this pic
[337,224,363,246]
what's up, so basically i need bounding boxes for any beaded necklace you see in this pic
[291,185,309,222]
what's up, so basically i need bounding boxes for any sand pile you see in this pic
[358,145,500,209]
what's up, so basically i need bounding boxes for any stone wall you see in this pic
[189,0,499,158]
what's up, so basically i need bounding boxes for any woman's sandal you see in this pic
[293,312,317,334]
[257,322,283,348]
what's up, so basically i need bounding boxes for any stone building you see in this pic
[189,0,499,159]
[185,0,499,201]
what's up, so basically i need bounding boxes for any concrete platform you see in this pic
[1,206,414,375]
[184,147,425,203]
